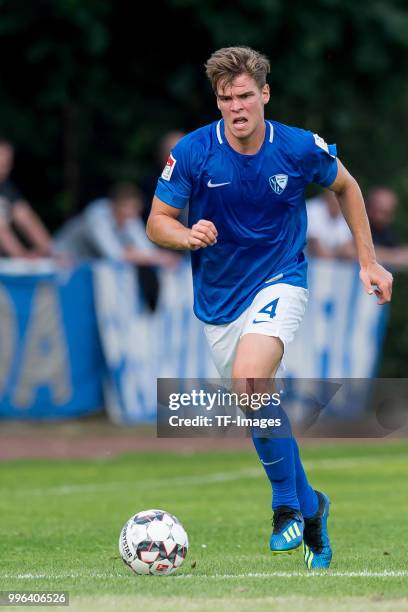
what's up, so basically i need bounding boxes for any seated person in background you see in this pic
[366,187,408,269]
[55,182,179,310]
[0,138,53,258]
[306,189,355,259]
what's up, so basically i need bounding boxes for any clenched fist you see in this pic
[186,219,218,250]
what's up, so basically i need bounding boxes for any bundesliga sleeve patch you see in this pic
[313,133,336,158]
[313,133,329,153]
[161,153,177,181]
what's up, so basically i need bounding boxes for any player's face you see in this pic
[216,73,270,144]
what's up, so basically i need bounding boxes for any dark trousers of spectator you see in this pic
[137,266,160,312]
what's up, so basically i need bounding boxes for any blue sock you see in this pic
[252,432,299,511]
[249,394,303,512]
[292,438,318,518]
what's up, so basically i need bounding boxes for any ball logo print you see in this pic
[119,509,188,576]
[269,174,288,194]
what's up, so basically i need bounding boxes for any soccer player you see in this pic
[146,47,393,568]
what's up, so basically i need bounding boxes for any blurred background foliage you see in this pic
[0,0,407,373]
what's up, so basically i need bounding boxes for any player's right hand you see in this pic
[186,219,218,250]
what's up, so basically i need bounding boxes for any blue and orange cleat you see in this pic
[303,490,332,569]
[270,506,304,554]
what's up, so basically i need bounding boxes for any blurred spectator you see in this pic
[306,189,355,259]
[366,187,408,268]
[142,130,185,223]
[55,182,179,310]
[0,138,53,257]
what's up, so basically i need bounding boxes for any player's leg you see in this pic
[204,284,331,562]
[238,284,316,521]
[236,283,332,566]
[232,334,299,510]
[232,332,303,553]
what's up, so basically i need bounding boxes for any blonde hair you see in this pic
[205,46,270,93]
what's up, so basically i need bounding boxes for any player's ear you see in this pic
[262,84,270,105]
[216,96,221,111]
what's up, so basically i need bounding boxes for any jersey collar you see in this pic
[216,119,274,146]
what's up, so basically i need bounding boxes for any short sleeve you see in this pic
[154,138,192,209]
[300,132,338,188]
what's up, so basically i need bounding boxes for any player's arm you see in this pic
[328,160,393,304]
[146,196,217,251]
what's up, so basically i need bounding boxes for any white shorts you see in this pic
[204,283,308,379]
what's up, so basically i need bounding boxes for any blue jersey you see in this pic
[155,119,338,324]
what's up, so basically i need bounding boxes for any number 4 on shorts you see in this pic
[258,298,279,319]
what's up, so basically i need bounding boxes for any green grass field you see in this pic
[0,440,407,611]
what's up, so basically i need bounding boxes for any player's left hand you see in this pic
[360,262,393,305]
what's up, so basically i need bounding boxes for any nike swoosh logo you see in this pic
[261,457,284,466]
[252,319,266,324]
[207,179,231,188]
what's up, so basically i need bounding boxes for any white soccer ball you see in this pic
[119,509,189,576]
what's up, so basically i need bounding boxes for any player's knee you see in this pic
[231,360,279,382]
[230,376,250,398]
[231,373,274,406]
[232,363,259,380]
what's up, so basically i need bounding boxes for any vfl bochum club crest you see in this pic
[269,174,288,195]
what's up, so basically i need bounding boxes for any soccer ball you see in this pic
[119,509,188,576]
